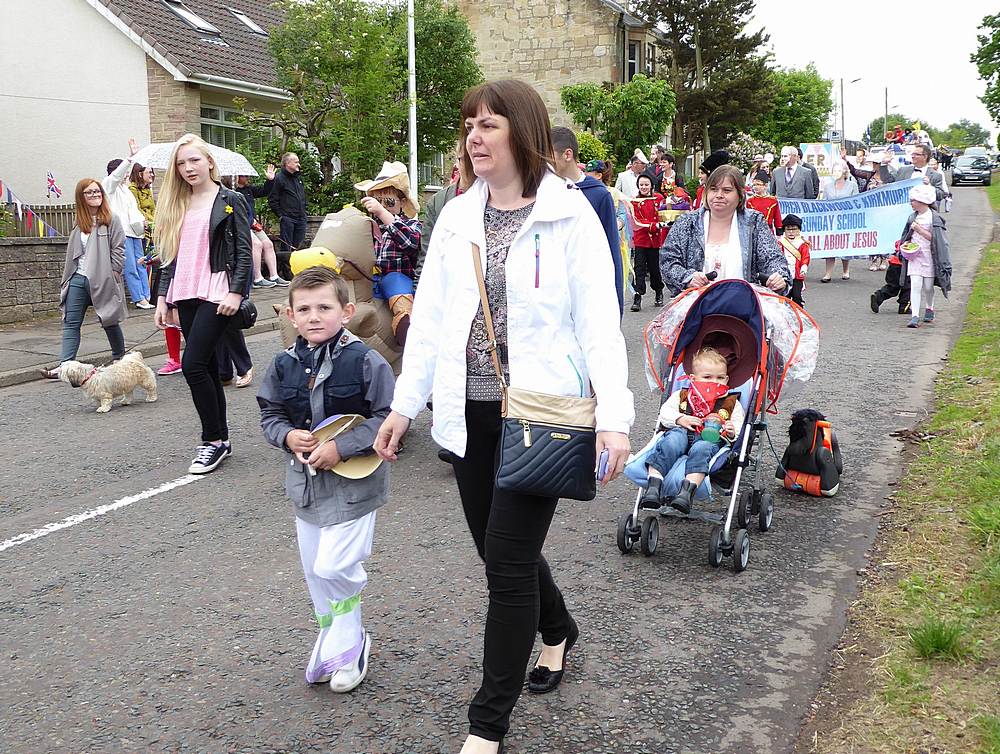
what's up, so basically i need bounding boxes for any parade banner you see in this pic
[778,178,921,259]
[800,142,837,179]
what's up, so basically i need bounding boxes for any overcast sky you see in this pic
[747,0,998,142]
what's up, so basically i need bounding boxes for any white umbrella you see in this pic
[132,142,258,177]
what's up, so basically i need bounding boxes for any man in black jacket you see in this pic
[269,152,308,252]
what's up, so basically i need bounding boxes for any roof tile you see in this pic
[91,0,283,89]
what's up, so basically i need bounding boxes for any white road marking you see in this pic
[0,475,204,553]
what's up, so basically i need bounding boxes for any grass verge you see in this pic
[804,205,1000,752]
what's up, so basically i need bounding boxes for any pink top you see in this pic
[904,212,934,278]
[167,206,230,304]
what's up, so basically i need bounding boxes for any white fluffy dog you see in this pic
[59,351,158,413]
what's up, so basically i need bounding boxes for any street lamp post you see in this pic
[407,0,417,191]
[840,77,861,145]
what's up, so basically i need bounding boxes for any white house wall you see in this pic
[0,0,152,203]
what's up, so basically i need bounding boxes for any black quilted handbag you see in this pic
[230,297,258,330]
[472,244,598,501]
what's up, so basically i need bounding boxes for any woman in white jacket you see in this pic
[375,80,634,754]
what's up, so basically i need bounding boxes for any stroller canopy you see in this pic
[644,279,820,406]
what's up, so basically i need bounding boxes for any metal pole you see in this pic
[840,78,845,145]
[407,0,418,191]
[884,87,888,142]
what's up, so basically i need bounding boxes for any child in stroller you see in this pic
[639,346,746,514]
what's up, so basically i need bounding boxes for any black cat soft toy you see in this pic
[775,409,842,496]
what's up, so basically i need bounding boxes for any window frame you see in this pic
[227,7,268,35]
[627,41,638,82]
[163,0,221,35]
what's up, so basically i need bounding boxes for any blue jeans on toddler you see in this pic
[647,427,721,477]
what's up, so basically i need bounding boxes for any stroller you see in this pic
[616,278,819,572]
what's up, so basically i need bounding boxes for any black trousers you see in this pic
[176,299,232,443]
[217,328,252,381]
[790,278,805,307]
[633,246,663,295]
[279,216,307,252]
[873,262,910,310]
[450,400,573,742]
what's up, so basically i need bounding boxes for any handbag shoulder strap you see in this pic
[471,243,508,391]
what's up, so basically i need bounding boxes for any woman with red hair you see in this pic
[41,179,127,377]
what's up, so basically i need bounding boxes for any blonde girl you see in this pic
[153,133,253,474]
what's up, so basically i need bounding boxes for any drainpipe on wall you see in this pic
[619,13,627,84]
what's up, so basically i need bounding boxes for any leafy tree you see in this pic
[387,0,484,158]
[749,65,833,147]
[936,119,992,147]
[972,12,1000,127]
[726,132,777,173]
[560,74,676,167]
[635,0,775,158]
[237,0,482,211]
[862,112,917,143]
[575,131,609,163]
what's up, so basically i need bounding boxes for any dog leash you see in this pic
[90,327,166,369]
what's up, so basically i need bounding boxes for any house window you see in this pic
[200,105,258,151]
[645,43,655,75]
[417,153,447,188]
[228,7,267,35]
[163,0,220,35]
[627,42,638,81]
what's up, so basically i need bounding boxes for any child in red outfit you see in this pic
[778,214,809,307]
[746,174,782,235]
[628,174,666,311]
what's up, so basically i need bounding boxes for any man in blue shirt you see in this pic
[550,127,624,316]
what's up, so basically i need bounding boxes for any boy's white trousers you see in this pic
[296,512,375,684]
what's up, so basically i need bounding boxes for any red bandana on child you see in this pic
[687,380,729,418]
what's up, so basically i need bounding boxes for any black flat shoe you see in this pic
[527,619,579,694]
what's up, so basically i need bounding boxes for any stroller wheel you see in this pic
[758,491,774,532]
[737,490,752,529]
[617,513,636,554]
[708,525,724,568]
[640,515,659,556]
[733,529,750,572]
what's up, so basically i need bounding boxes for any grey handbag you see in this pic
[472,243,598,501]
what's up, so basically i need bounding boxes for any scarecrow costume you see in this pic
[355,162,422,346]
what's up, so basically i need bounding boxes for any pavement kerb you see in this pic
[0,318,282,389]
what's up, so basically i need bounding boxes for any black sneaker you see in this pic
[870,293,880,314]
[654,291,664,307]
[188,443,229,474]
[898,302,911,315]
[630,294,641,312]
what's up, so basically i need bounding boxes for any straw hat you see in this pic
[310,414,384,479]
[354,161,420,218]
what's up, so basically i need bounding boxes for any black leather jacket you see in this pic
[157,185,253,299]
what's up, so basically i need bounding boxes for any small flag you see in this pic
[47,224,59,237]
[38,220,46,238]
[46,171,62,199]
[26,211,34,232]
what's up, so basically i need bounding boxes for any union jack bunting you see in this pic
[46,171,62,199]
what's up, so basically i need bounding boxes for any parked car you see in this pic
[951,155,992,186]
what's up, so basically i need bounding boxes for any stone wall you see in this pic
[146,58,201,141]
[453,0,623,125]
[0,238,66,324]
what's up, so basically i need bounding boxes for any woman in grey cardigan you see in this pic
[660,165,790,297]
[42,179,127,378]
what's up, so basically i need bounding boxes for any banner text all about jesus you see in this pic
[778,178,921,259]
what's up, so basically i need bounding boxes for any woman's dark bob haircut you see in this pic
[459,79,553,198]
[705,165,747,209]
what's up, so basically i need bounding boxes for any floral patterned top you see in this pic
[466,202,534,401]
